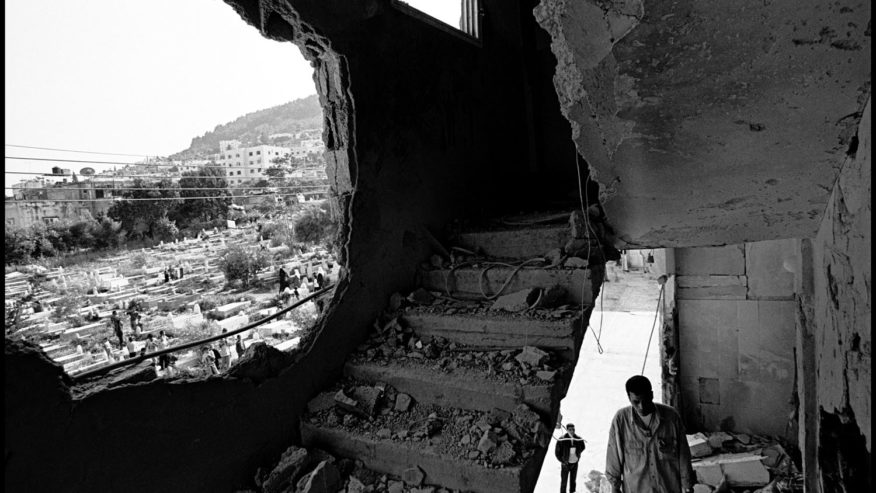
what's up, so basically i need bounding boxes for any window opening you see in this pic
[393,0,481,40]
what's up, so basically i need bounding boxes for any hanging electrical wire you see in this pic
[5,144,153,157]
[4,191,320,203]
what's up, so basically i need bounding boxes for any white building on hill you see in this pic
[215,140,289,186]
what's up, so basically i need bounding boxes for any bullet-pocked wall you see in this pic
[3,1,591,491]
[674,240,802,440]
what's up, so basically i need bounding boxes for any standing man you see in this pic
[110,310,124,349]
[606,375,694,493]
[555,423,586,493]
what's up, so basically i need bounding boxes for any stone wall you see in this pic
[807,97,870,492]
[675,239,801,440]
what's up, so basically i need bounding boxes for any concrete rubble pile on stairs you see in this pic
[583,432,803,493]
[243,213,607,493]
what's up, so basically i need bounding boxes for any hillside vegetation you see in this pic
[171,94,322,160]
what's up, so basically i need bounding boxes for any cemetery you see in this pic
[4,223,338,378]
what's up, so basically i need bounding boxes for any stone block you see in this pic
[491,289,540,312]
[477,429,499,453]
[492,441,516,465]
[692,452,770,487]
[515,346,549,367]
[707,431,733,449]
[262,446,310,493]
[745,239,798,300]
[676,246,745,276]
[687,432,713,458]
[307,392,337,414]
[402,466,425,486]
[352,386,382,417]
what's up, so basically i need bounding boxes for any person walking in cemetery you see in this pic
[144,334,158,364]
[201,346,219,375]
[164,267,170,283]
[555,423,586,493]
[217,331,231,371]
[278,267,289,295]
[110,310,124,348]
[605,375,694,493]
[157,330,171,372]
[235,334,246,360]
[128,308,140,333]
[103,338,115,363]
[126,335,138,359]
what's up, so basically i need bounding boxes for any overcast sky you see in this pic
[4,0,460,194]
[4,0,315,192]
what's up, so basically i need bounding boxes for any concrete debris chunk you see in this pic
[544,248,564,266]
[387,480,405,493]
[347,476,367,493]
[376,428,392,439]
[261,445,310,493]
[394,393,413,412]
[492,441,516,465]
[307,392,337,414]
[687,432,714,458]
[487,408,511,425]
[515,346,549,367]
[352,386,382,417]
[407,288,434,305]
[410,487,436,493]
[733,433,752,445]
[491,288,541,312]
[692,452,770,487]
[707,431,734,449]
[298,460,341,493]
[564,238,593,259]
[761,444,788,468]
[535,370,557,382]
[477,429,499,454]
[429,254,445,269]
[388,292,404,311]
[402,466,425,486]
[564,257,589,268]
[693,484,714,493]
[540,285,568,308]
[334,390,361,416]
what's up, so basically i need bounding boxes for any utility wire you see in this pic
[5,156,298,168]
[5,144,153,157]
[4,185,330,191]
[640,282,666,375]
[4,192,322,203]
[4,170,324,180]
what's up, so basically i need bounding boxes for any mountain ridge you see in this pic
[170,94,322,160]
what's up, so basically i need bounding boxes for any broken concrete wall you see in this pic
[3,1,596,492]
[808,96,870,492]
[676,239,801,440]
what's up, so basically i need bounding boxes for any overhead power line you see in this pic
[4,170,325,180]
[4,191,328,203]
[5,144,153,158]
[5,156,229,167]
[4,185,331,192]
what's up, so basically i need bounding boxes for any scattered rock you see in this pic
[501,362,516,371]
[540,285,568,308]
[388,292,404,311]
[352,386,383,417]
[490,288,540,312]
[564,257,589,268]
[477,429,499,454]
[395,393,413,412]
[467,450,480,460]
[402,466,425,486]
[429,254,445,269]
[387,480,405,493]
[693,484,714,493]
[226,342,295,385]
[492,441,516,465]
[376,428,392,439]
[535,370,557,382]
[564,238,594,258]
[261,446,311,493]
[334,390,361,416]
[515,346,549,367]
[688,432,714,458]
[407,288,435,305]
[347,476,367,493]
[307,392,337,414]
[487,408,511,425]
[544,248,564,266]
[707,431,734,449]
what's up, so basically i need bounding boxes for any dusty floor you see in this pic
[534,269,663,492]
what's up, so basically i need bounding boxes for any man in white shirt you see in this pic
[555,423,586,493]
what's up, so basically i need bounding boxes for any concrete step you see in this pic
[453,225,570,259]
[301,412,546,493]
[343,358,568,418]
[420,266,596,305]
[400,310,586,363]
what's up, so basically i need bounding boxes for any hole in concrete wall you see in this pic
[818,407,872,492]
[5,0,353,387]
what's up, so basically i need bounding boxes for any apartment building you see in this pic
[215,140,289,186]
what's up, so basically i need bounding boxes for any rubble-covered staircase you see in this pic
[290,214,606,493]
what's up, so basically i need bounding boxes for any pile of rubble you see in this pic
[583,432,803,493]
[350,314,568,386]
[304,377,549,469]
[249,443,472,493]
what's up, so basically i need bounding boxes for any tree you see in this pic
[172,165,231,229]
[218,245,271,288]
[152,215,179,242]
[92,216,125,249]
[265,162,288,181]
[108,178,180,240]
[293,202,336,245]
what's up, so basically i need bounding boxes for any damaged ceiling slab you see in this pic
[535,0,871,247]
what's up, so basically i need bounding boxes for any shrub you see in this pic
[218,245,271,288]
